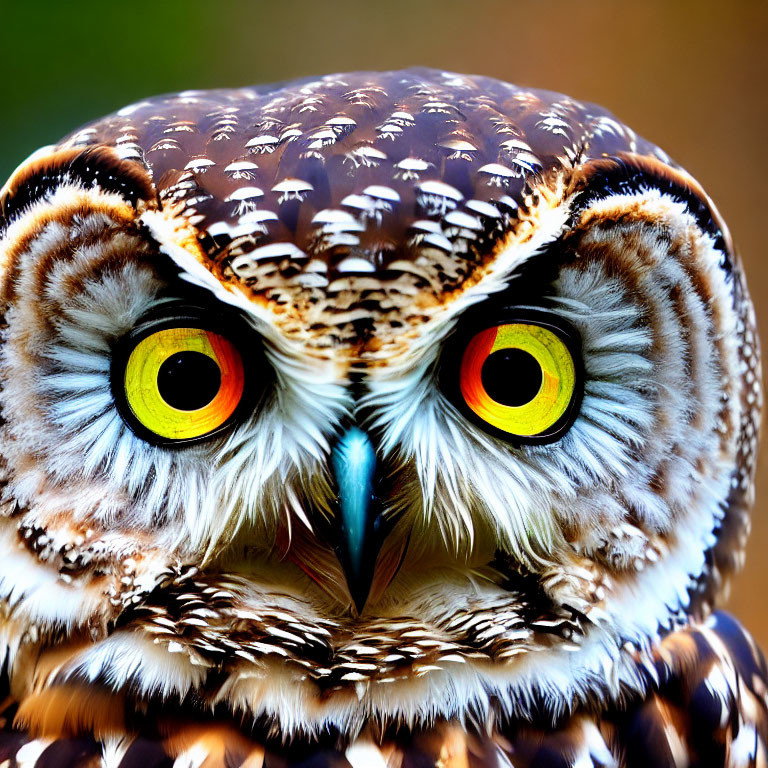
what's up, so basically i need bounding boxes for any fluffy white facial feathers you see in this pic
[0,178,747,735]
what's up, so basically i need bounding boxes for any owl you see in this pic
[0,67,764,768]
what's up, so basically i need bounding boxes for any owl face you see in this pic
[0,70,759,736]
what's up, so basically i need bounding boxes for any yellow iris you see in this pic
[459,323,576,438]
[124,327,244,441]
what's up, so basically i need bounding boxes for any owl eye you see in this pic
[112,307,251,444]
[446,310,582,445]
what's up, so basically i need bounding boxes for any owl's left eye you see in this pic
[112,307,252,445]
[442,309,583,445]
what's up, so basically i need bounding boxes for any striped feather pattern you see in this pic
[0,612,764,768]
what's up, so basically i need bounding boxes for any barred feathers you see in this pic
[0,613,763,768]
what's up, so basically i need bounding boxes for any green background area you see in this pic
[1,0,767,641]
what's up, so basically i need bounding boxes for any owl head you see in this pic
[0,69,759,738]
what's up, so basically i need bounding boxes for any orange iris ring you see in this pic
[458,323,577,438]
[123,327,245,441]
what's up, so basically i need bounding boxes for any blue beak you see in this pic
[331,427,379,612]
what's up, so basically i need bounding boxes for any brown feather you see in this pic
[13,684,125,740]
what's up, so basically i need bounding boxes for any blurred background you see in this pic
[1,0,766,641]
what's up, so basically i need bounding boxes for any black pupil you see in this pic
[480,347,542,406]
[157,351,221,411]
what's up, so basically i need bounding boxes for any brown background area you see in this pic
[1,0,766,642]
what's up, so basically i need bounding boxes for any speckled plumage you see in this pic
[0,69,763,767]
[34,71,668,351]
[0,613,763,767]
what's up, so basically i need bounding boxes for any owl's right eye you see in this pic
[111,306,254,445]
